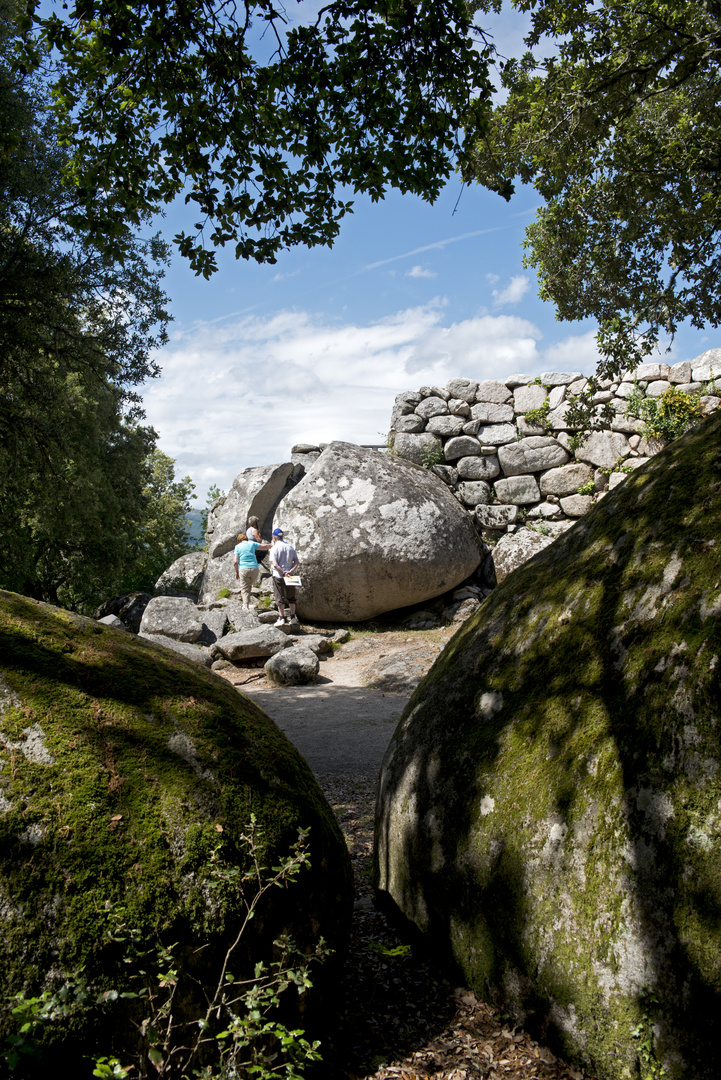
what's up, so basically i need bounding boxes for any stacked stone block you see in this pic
[389,351,721,539]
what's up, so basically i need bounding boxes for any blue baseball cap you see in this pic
[272,528,284,537]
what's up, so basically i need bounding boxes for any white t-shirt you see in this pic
[271,539,299,579]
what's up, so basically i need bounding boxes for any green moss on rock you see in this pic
[0,592,353,1070]
[375,412,721,1080]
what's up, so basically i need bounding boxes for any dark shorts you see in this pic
[272,576,296,605]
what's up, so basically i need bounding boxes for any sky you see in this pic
[136,10,718,506]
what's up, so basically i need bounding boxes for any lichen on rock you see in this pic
[0,591,353,1069]
[374,411,721,1080]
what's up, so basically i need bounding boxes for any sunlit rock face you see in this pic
[277,442,484,622]
[375,412,721,1080]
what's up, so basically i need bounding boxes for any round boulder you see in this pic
[277,442,483,622]
[0,591,352,1070]
[375,412,721,1080]
[265,646,320,686]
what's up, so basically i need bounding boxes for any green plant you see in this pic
[216,588,231,600]
[2,820,328,1080]
[625,385,703,442]
[523,398,552,432]
[419,441,445,469]
[368,942,412,959]
[577,480,596,496]
[630,993,664,1079]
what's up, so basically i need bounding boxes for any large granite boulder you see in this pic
[375,412,721,1080]
[139,595,204,641]
[154,551,207,598]
[200,463,298,602]
[0,591,352,1070]
[277,442,483,622]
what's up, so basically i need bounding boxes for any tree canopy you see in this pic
[0,3,193,610]
[469,0,721,374]
[20,0,494,277]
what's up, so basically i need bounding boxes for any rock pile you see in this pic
[388,350,721,542]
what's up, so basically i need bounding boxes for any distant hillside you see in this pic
[186,508,205,546]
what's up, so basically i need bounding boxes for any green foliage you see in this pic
[577,480,596,496]
[523,398,552,432]
[625,385,703,443]
[468,0,721,375]
[18,0,494,277]
[199,485,226,544]
[216,588,231,600]
[0,5,186,612]
[419,441,445,469]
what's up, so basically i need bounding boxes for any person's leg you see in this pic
[241,567,259,609]
[286,586,298,622]
[273,575,286,624]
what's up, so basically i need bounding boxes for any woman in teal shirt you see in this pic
[233,532,264,610]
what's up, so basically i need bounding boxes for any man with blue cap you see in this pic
[270,528,301,625]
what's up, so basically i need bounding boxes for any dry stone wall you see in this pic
[388,350,721,541]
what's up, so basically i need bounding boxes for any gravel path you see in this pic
[221,630,594,1080]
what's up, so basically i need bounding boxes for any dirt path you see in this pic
[219,628,593,1080]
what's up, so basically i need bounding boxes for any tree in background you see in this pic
[469,0,721,376]
[121,450,197,594]
[0,2,192,611]
[19,0,494,277]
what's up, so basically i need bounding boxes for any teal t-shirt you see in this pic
[235,540,260,569]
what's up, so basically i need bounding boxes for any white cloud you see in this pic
[406,265,437,279]
[143,305,600,502]
[492,274,531,307]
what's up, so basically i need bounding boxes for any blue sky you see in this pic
[136,10,717,506]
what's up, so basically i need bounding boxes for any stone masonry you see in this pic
[388,350,721,540]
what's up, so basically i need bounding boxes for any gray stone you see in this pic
[155,551,208,598]
[513,384,547,413]
[139,596,204,642]
[538,370,583,385]
[205,462,295,561]
[93,592,153,634]
[97,614,127,631]
[614,381,637,399]
[446,377,478,403]
[290,633,333,657]
[444,435,481,460]
[462,419,482,436]
[215,626,293,661]
[277,442,482,622]
[669,361,692,384]
[426,414,466,438]
[264,646,319,686]
[489,525,556,581]
[494,475,541,505]
[547,384,566,409]
[456,455,500,481]
[567,377,588,396]
[447,398,471,417]
[393,431,443,466]
[415,396,449,419]
[332,628,351,644]
[559,493,594,516]
[457,481,492,507]
[539,463,593,497]
[504,373,535,388]
[475,504,518,530]
[475,380,513,404]
[291,443,322,454]
[471,402,515,424]
[431,464,459,486]
[198,607,230,644]
[498,437,569,476]
[574,430,630,469]
[546,402,575,431]
[431,386,451,401]
[516,416,547,437]
[473,423,517,446]
[138,632,212,666]
[646,379,671,397]
[395,390,423,407]
[701,395,721,414]
[392,413,425,433]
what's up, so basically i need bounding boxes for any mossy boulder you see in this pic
[0,592,353,1072]
[375,412,721,1080]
